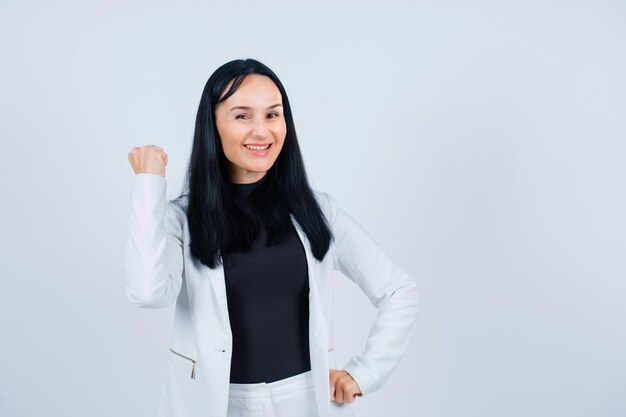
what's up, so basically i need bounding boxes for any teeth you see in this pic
[245,144,270,150]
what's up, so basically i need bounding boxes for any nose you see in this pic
[250,117,271,138]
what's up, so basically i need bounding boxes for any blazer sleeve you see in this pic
[325,192,420,395]
[123,173,184,309]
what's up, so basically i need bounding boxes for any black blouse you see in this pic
[223,174,311,383]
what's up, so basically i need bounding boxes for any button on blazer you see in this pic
[124,173,420,417]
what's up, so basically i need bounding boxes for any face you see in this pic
[214,74,287,184]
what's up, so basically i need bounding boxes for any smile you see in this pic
[244,144,271,150]
[243,143,272,156]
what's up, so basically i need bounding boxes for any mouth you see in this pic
[243,143,273,156]
[243,143,272,151]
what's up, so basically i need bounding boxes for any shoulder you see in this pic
[169,194,188,213]
[312,188,329,207]
[311,188,340,224]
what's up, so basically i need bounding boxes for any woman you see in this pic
[124,58,419,417]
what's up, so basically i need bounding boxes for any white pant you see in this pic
[227,370,319,417]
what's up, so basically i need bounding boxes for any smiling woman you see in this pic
[124,58,420,417]
[214,74,286,183]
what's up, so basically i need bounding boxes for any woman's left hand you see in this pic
[329,369,362,403]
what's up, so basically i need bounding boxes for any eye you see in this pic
[235,114,249,120]
[267,112,280,119]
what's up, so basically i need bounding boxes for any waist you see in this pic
[228,370,314,398]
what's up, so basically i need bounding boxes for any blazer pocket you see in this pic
[169,347,197,380]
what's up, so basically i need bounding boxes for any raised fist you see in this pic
[127,145,168,177]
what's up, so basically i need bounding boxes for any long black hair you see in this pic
[172,58,333,269]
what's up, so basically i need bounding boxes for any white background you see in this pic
[1,1,624,416]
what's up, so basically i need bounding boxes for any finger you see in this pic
[344,385,356,403]
[329,370,336,401]
[335,383,344,403]
[342,375,360,403]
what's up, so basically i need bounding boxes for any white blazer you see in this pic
[124,173,420,417]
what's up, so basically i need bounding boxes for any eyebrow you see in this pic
[229,103,283,112]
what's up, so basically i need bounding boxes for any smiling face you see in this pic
[214,74,287,184]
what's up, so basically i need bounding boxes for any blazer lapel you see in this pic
[289,214,327,339]
[205,260,230,325]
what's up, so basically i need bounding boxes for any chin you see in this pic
[236,166,265,177]
[248,161,276,172]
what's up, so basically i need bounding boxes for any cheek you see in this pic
[219,136,244,161]
[219,126,246,149]
[273,123,287,141]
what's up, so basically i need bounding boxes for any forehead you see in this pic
[223,74,282,105]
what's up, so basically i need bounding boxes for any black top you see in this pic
[223,174,311,383]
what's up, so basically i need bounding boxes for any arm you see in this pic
[326,192,420,395]
[123,173,184,309]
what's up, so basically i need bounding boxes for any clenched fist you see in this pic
[329,369,362,403]
[128,145,168,177]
